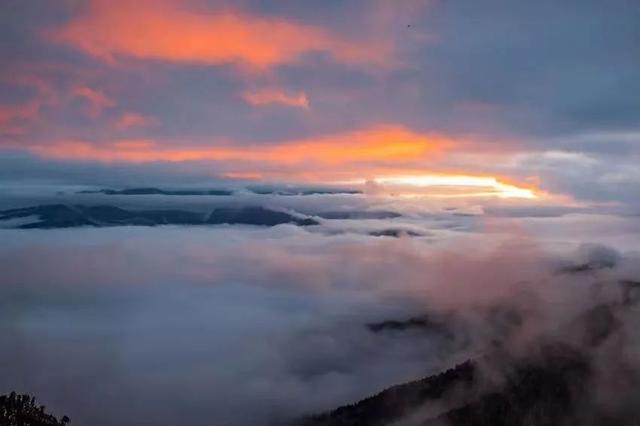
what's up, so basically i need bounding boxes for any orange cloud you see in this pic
[116,112,157,129]
[4,123,547,198]
[52,0,389,69]
[23,125,450,178]
[72,86,115,116]
[242,88,309,109]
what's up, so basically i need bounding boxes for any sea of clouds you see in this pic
[1,189,639,425]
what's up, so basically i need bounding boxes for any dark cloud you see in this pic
[0,151,225,187]
[409,0,640,136]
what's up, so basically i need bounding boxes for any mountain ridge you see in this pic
[0,204,318,229]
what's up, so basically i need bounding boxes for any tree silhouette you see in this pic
[0,392,69,426]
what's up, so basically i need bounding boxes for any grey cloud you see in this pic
[512,150,640,208]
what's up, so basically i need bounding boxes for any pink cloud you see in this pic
[51,0,391,70]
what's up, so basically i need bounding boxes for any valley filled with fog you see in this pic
[2,189,639,424]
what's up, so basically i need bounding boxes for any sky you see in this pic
[1,2,640,425]
[1,0,638,206]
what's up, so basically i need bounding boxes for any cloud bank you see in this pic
[1,218,639,424]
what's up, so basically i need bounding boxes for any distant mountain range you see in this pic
[366,314,452,336]
[368,229,423,238]
[0,204,318,229]
[0,204,427,238]
[316,211,401,220]
[247,187,361,196]
[77,186,362,196]
[79,188,234,196]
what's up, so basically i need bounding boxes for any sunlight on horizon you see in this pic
[339,174,538,199]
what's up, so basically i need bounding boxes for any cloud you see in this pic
[0,101,40,124]
[506,150,640,207]
[0,0,636,208]
[1,222,639,425]
[0,101,40,136]
[51,0,390,70]
[71,86,115,116]
[0,226,458,425]
[367,174,538,199]
[116,112,157,129]
[10,124,453,180]
[242,88,309,109]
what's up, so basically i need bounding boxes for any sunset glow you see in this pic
[19,125,453,174]
[1,1,638,425]
[51,0,389,69]
[373,175,538,199]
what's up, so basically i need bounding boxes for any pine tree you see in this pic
[0,392,69,425]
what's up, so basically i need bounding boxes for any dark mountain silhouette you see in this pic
[437,345,591,426]
[78,186,362,196]
[621,280,640,306]
[0,204,318,229]
[0,392,69,425]
[298,360,476,426]
[298,288,639,426]
[78,187,234,196]
[207,206,318,226]
[560,262,616,274]
[559,246,620,274]
[368,229,423,238]
[298,344,591,426]
[366,315,452,338]
[316,211,401,220]
[247,187,361,196]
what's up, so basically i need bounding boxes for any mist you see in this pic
[1,219,639,424]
